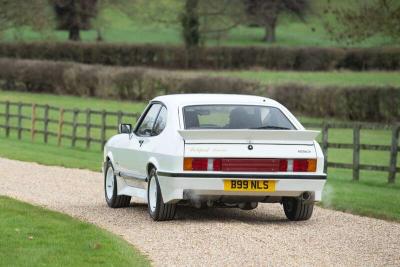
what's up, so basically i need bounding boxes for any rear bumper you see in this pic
[156,171,327,203]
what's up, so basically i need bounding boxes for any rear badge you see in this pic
[298,149,311,153]
[248,145,253,150]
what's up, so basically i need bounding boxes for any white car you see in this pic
[103,94,326,221]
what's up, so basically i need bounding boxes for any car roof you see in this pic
[152,94,280,108]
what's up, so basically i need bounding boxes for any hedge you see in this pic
[0,58,399,122]
[0,42,399,70]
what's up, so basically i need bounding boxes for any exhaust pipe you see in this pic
[238,202,258,210]
[301,191,311,201]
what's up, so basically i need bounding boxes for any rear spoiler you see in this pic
[178,129,320,144]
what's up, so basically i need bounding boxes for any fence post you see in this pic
[322,123,329,174]
[4,101,10,137]
[117,111,123,126]
[57,108,64,146]
[388,124,399,184]
[31,104,36,142]
[101,110,106,149]
[71,109,79,147]
[85,109,91,149]
[352,124,361,181]
[17,102,22,140]
[43,104,49,143]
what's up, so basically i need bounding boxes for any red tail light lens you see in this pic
[293,159,308,172]
[184,158,222,171]
[279,159,288,172]
[213,159,222,171]
[191,158,208,171]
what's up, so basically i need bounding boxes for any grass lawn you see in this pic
[1,1,397,47]
[201,71,400,87]
[0,91,399,221]
[0,196,150,267]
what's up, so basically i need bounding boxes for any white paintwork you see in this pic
[178,129,319,144]
[157,176,326,202]
[184,143,316,158]
[103,94,326,205]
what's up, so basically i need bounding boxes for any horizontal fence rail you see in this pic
[0,101,398,184]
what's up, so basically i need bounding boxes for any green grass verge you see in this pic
[322,169,400,221]
[0,136,100,170]
[0,196,150,267]
[0,91,399,221]
[0,91,147,112]
[200,71,400,87]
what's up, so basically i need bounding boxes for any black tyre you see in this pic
[104,161,131,208]
[147,168,176,221]
[282,197,314,221]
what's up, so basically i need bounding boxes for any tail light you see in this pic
[184,158,222,171]
[183,158,316,172]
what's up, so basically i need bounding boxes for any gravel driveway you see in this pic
[1,157,399,266]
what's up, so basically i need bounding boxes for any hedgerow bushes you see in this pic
[0,58,259,99]
[265,85,400,122]
[0,42,399,70]
[0,58,399,122]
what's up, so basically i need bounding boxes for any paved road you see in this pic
[1,157,399,266]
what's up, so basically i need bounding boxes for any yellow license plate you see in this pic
[224,180,275,192]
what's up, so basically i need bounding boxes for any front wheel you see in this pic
[282,197,314,221]
[147,168,176,221]
[104,161,131,208]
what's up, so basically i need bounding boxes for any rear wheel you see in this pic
[282,197,314,221]
[147,168,176,221]
[104,161,131,208]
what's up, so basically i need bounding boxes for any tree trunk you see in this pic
[181,0,200,49]
[69,26,81,41]
[264,22,276,43]
[96,28,103,42]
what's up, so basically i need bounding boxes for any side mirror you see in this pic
[118,123,132,134]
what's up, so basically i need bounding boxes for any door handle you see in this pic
[139,140,144,147]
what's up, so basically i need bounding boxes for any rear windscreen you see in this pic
[183,105,295,130]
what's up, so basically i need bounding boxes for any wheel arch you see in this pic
[106,151,115,164]
[146,157,160,177]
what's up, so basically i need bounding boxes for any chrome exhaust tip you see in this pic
[301,191,311,201]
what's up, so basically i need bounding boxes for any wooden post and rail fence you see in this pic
[0,100,398,184]
[0,101,140,150]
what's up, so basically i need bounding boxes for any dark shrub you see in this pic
[0,42,399,70]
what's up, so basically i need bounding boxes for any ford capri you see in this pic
[103,94,326,221]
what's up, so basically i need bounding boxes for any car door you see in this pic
[135,105,168,175]
[118,103,162,180]
[133,105,168,178]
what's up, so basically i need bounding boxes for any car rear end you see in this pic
[156,103,326,208]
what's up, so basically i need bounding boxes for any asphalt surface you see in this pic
[1,157,399,266]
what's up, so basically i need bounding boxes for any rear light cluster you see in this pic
[183,158,316,172]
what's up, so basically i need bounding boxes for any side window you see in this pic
[153,106,167,135]
[136,104,161,136]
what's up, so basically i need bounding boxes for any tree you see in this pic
[181,0,200,48]
[131,0,244,48]
[197,0,245,46]
[244,0,310,43]
[0,0,53,39]
[324,0,400,44]
[52,0,98,41]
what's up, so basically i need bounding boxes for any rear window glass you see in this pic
[183,105,295,130]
